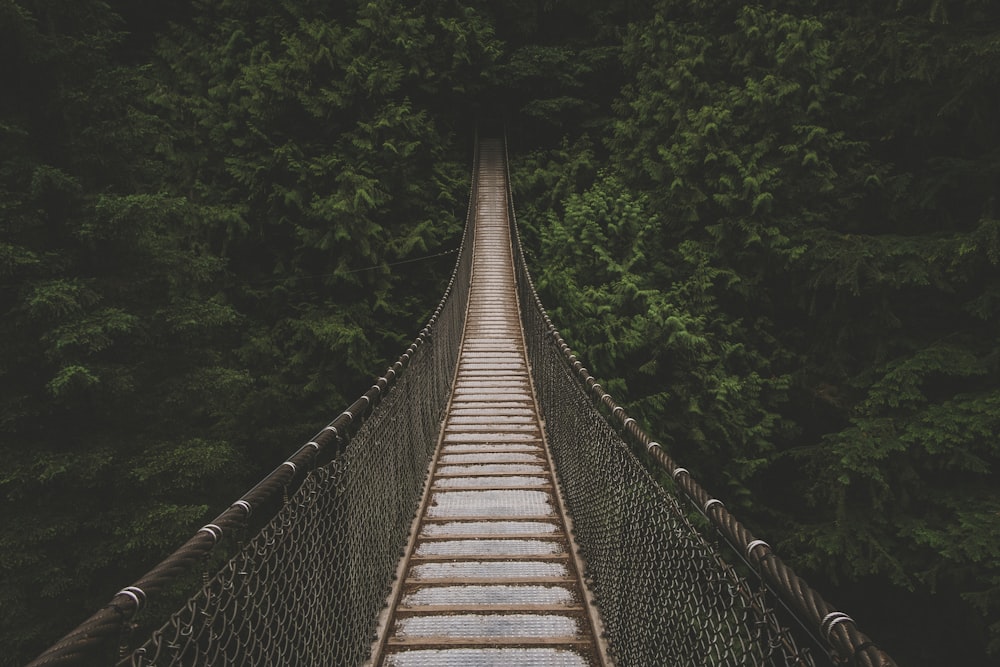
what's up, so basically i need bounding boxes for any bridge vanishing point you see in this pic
[29,138,895,667]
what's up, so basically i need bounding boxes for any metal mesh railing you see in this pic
[502,137,896,667]
[522,307,811,666]
[29,133,896,667]
[124,334,453,667]
[27,140,480,667]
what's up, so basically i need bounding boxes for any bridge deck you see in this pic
[369,140,609,666]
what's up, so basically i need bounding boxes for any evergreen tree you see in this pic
[6,1,998,663]
[147,0,502,460]
[3,1,503,662]
[1,1,245,660]
[521,1,1000,662]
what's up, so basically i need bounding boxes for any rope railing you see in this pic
[27,137,481,667]
[502,134,896,667]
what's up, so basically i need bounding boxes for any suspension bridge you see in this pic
[29,138,895,666]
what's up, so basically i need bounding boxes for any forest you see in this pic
[1,1,998,665]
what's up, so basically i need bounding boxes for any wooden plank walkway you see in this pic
[369,139,610,667]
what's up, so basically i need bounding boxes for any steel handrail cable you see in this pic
[26,134,482,667]
[500,131,896,667]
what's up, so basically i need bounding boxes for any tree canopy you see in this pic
[2,1,997,665]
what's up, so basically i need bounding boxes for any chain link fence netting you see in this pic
[28,143,480,667]
[522,304,816,666]
[504,136,893,667]
[29,134,894,667]
[124,328,458,667]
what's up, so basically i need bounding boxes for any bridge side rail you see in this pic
[502,137,896,667]
[28,139,482,667]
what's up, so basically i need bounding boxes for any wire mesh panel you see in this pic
[503,150,821,665]
[521,318,812,666]
[503,124,894,664]
[128,340,454,666]
[28,141,479,667]
[121,225,474,667]
[29,134,893,667]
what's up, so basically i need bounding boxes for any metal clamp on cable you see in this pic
[231,500,252,516]
[671,467,689,480]
[116,586,146,612]
[745,540,770,560]
[198,523,223,544]
[703,498,725,514]
[821,612,855,642]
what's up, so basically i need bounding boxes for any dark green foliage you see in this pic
[0,2,247,658]
[3,0,999,664]
[146,0,500,456]
[521,166,792,509]
[517,1,1000,663]
[1,1,498,663]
